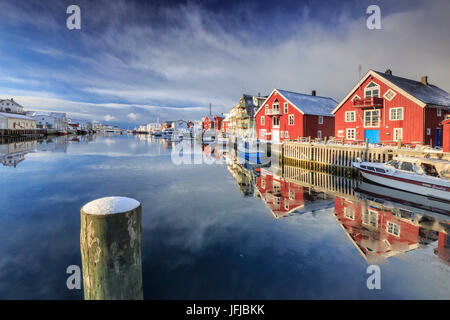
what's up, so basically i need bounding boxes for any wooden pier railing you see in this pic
[282,141,450,174]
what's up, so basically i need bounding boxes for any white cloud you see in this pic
[104,114,116,121]
[127,113,138,120]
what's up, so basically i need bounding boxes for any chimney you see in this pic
[421,76,428,86]
[311,90,316,96]
[385,69,392,75]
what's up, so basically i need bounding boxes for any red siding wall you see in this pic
[424,108,448,147]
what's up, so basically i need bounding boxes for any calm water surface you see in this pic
[0,134,449,299]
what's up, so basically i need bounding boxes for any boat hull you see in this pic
[357,166,449,201]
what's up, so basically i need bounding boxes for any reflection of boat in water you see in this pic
[355,180,450,217]
[352,157,450,202]
[237,139,270,165]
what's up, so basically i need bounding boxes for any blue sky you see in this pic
[0,0,449,128]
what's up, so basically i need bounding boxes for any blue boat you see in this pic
[237,140,270,165]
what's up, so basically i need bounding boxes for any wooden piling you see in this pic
[80,197,143,300]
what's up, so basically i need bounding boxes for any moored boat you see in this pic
[237,139,270,165]
[352,157,450,201]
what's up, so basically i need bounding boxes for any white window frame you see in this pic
[272,101,280,113]
[427,128,431,135]
[261,116,265,125]
[351,94,361,102]
[337,130,344,138]
[344,207,355,220]
[383,89,397,101]
[280,131,284,138]
[345,111,356,122]
[363,209,378,228]
[288,114,294,125]
[318,116,323,124]
[317,130,322,139]
[285,131,289,139]
[387,221,400,237]
[261,178,265,189]
[272,116,280,128]
[284,102,288,114]
[389,107,403,121]
[364,81,380,98]
[364,109,380,128]
[284,202,289,211]
[346,128,356,140]
[437,108,442,117]
[260,129,266,138]
[265,105,269,113]
[393,128,402,141]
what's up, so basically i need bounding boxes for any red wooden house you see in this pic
[332,69,450,147]
[202,114,224,131]
[255,89,336,142]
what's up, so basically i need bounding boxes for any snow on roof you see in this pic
[374,70,450,107]
[82,196,140,215]
[276,89,337,116]
[0,112,34,120]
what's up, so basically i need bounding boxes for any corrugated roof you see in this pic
[276,89,337,116]
[0,112,34,120]
[374,70,450,107]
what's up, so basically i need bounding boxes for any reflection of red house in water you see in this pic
[333,197,434,263]
[255,168,305,218]
[434,229,450,265]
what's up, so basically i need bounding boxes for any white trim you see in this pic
[318,116,323,124]
[346,128,356,140]
[393,128,403,141]
[288,114,294,125]
[331,70,427,114]
[387,221,400,237]
[345,111,356,122]
[317,130,322,139]
[364,81,380,98]
[384,89,397,101]
[389,107,404,121]
[261,115,265,125]
[255,89,306,116]
[364,109,380,128]
[284,102,288,114]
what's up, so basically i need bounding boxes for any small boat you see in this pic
[352,156,450,201]
[237,139,270,165]
[57,130,67,136]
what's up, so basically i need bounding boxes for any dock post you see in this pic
[80,197,143,300]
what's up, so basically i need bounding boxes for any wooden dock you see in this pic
[0,129,47,137]
[282,140,450,177]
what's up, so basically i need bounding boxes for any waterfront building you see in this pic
[255,89,336,142]
[332,69,450,147]
[0,112,36,130]
[0,98,25,114]
[202,114,224,131]
[226,94,268,137]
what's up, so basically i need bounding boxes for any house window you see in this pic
[363,209,378,227]
[318,116,323,124]
[364,110,380,127]
[390,107,403,120]
[427,128,431,135]
[274,196,280,206]
[273,117,280,127]
[289,190,295,200]
[437,108,442,117]
[317,130,322,139]
[284,202,289,211]
[284,102,288,113]
[337,130,344,137]
[364,81,380,98]
[383,89,397,101]
[265,105,269,113]
[344,207,354,220]
[393,128,402,141]
[387,221,400,237]
[346,128,356,140]
[261,116,265,125]
[285,131,289,139]
[280,131,284,138]
[260,129,266,137]
[273,101,280,114]
[288,114,294,125]
[345,111,355,122]
[261,179,265,189]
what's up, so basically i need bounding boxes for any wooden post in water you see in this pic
[80,197,143,300]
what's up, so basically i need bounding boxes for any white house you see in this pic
[0,99,25,114]
[0,112,36,130]
[146,123,161,132]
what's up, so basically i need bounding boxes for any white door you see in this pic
[272,129,279,142]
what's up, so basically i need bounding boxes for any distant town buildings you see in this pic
[0,98,24,114]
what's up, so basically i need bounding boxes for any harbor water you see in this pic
[0,134,449,299]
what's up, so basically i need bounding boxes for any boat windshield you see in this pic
[400,161,414,172]
[420,163,440,177]
[386,160,400,169]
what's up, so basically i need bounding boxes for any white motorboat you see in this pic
[352,156,450,202]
